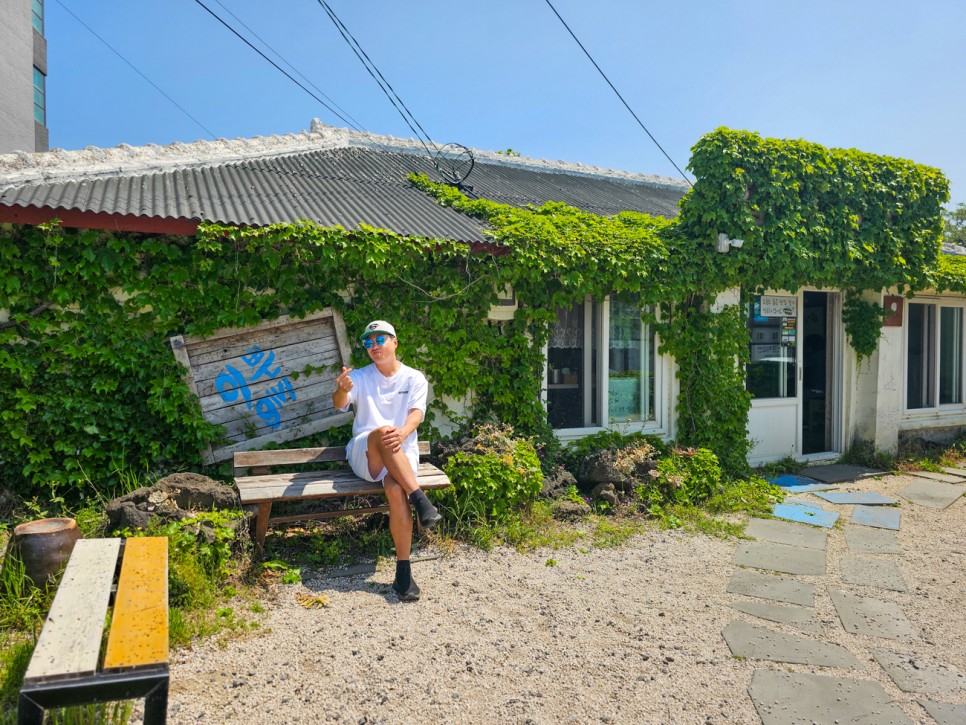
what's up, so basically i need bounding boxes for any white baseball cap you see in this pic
[359,320,396,340]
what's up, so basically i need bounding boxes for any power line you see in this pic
[53,0,217,140]
[192,0,362,131]
[207,0,366,133]
[315,0,438,158]
[542,0,693,187]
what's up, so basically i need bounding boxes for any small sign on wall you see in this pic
[760,295,798,317]
[170,308,353,463]
[883,295,904,327]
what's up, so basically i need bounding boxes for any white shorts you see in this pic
[346,430,419,483]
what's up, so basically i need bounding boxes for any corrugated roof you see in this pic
[0,141,687,243]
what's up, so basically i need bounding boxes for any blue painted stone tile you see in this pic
[772,502,839,528]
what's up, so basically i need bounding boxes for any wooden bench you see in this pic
[233,440,451,552]
[18,537,169,725]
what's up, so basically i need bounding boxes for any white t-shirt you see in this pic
[339,362,428,464]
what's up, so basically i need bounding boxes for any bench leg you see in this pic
[17,692,44,725]
[252,502,272,555]
[143,678,169,725]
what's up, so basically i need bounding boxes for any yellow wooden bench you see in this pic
[18,537,169,725]
[233,440,451,552]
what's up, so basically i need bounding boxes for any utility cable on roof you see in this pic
[314,0,439,159]
[208,0,366,134]
[53,0,217,140]
[542,0,693,188]
[193,0,361,131]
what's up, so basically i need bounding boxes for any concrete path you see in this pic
[726,467,965,723]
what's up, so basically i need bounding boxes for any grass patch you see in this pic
[589,515,645,548]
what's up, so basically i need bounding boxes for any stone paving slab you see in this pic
[899,480,964,510]
[940,466,966,478]
[727,569,816,606]
[845,526,903,555]
[771,501,839,528]
[814,491,898,505]
[920,699,966,725]
[800,463,888,483]
[829,588,917,641]
[873,649,966,696]
[766,474,839,492]
[733,540,826,576]
[748,669,914,725]
[745,517,828,550]
[723,620,860,668]
[840,555,908,592]
[909,470,965,484]
[852,505,901,530]
[729,599,821,632]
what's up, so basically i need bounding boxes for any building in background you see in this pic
[0,0,49,153]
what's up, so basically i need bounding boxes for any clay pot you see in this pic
[12,518,82,588]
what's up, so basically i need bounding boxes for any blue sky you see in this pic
[46,0,965,206]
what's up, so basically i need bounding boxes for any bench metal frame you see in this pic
[18,667,169,725]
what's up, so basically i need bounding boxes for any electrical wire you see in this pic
[52,0,217,140]
[208,0,366,133]
[192,0,360,130]
[542,0,693,187]
[314,0,438,158]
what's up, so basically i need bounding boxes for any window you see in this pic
[32,0,44,34]
[33,67,46,125]
[746,296,797,399]
[907,302,963,409]
[546,295,658,430]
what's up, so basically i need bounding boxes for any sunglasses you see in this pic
[362,335,391,349]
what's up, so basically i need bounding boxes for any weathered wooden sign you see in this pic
[169,308,352,464]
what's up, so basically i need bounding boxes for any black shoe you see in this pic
[392,578,421,602]
[419,504,442,530]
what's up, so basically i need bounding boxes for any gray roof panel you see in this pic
[0,145,685,242]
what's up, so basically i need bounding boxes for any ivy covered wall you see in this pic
[0,128,952,497]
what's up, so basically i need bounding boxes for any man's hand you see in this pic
[336,367,353,392]
[381,426,403,453]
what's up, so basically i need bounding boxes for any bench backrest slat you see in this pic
[24,538,122,682]
[103,536,169,670]
[233,440,431,474]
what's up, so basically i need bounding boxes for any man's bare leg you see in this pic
[383,474,412,561]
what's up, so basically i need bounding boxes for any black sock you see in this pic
[409,489,435,515]
[394,559,411,590]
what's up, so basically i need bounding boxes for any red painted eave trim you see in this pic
[0,205,199,235]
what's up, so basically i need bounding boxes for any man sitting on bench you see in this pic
[332,319,442,602]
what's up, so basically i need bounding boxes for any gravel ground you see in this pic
[162,472,966,724]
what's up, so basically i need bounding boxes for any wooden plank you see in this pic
[104,537,169,670]
[202,378,340,428]
[170,336,215,465]
[24,538,121,682]
[193,348,341,401]
[236,465,451,504]
[233,441,430,468]
[235,446,349,467]
[187,317,335,366]
[331,308,352,368]
[179,309,337,347]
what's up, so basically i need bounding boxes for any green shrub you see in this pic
[440,427,543,524]
[638,447,722,506]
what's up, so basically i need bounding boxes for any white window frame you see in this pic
[903,297,966,415]
[543,295,669,441]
